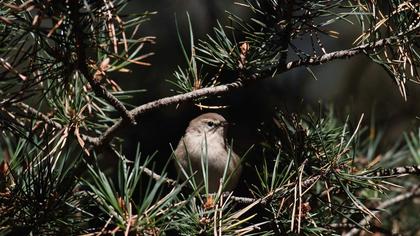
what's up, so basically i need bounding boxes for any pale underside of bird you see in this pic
[174,113,242,192]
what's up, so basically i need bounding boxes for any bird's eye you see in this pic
[207,121,214,127]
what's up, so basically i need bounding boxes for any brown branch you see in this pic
[287,23,420,70]
[133,159,320,205]
[140,166,177,186]
[233,166,397,213]
[130,162,420,212]
[68,2,135,126]
[285,37,393,69]
[17,102,62,130]
[16,102,96,142]
[222,174,322,205]
[104,144,176,186]
[224,164,420,205]
[86,77,137,125]
[344,184,420,236]
[87,35,401,147]
[85,23,419,133]
[369,165,420,177]
[88,80,245,146]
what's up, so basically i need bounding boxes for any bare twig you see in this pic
[0,57,27,80]
[16,102,62,130]
[344,185,420,236]
[89,80,245,146]
[220,193,267,205]
[368,165,420,177]
[285,37,392,69]
[86,78,137,125]
[286,25,419,70]
[140,166,177,186]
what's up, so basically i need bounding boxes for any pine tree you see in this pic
[0,0,419,235]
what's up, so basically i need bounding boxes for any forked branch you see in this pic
[88,35,401,147]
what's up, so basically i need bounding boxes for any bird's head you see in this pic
[186,113,229,138]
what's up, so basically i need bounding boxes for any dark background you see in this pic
[111,1,420,184]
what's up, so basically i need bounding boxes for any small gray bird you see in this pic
[174,113,241,192]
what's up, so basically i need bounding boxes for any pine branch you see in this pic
[140,166,177,186]
[286,37,392,69]
[218,175,323,205]
[88,80,245,146]
[87,34,409,147]
[16,102,62,130]
[119,159,420,208]
[86,77,136,125]
[286,24,419,70]
[225,164,420,205]
[68,2,136,126]
[344,184,420,236]
[370,165,420,177]
[135,165,317,206]
[16,102,97,143]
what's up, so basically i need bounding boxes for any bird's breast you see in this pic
[183,133,226,162]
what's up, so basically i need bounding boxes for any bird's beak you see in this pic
[220,121,229,127]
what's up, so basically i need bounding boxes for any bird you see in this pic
[174,113,242,192]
